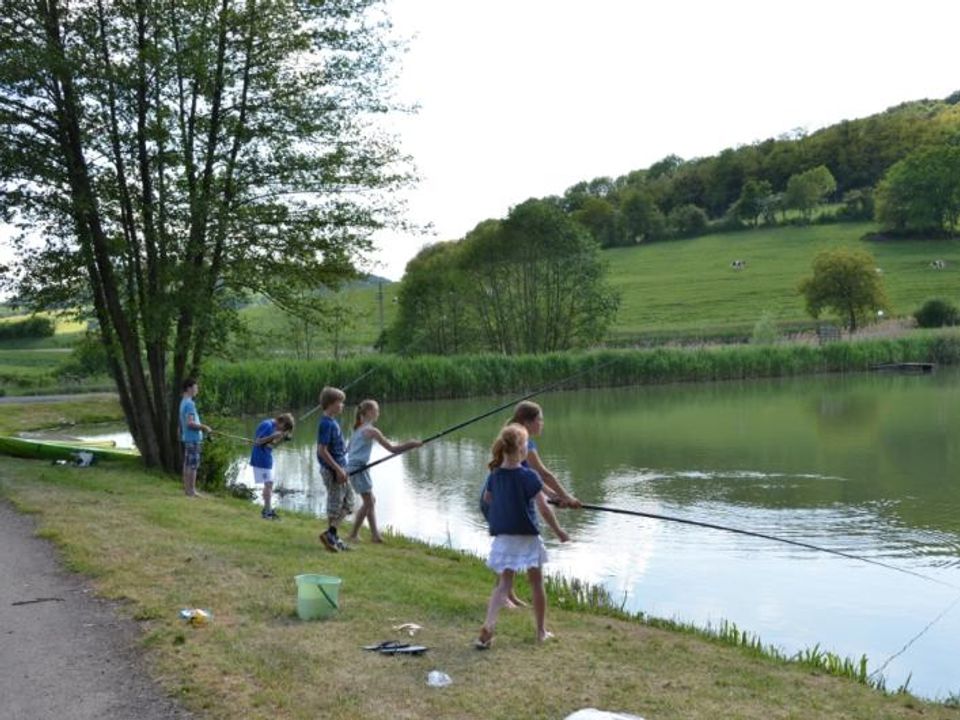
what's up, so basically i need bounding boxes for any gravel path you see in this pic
[0,501,192,720]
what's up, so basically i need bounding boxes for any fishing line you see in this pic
[559,501,960,591]
[210,430,255,444]
[868,590,960,682]
[351,356,622,476]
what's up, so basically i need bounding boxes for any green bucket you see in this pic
[295,574,341,620]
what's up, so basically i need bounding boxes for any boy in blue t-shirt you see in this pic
[179,378,212,497]
[251,412,295,520]
[315,386,352,551]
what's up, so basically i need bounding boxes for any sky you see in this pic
[2,1,959,284]
[368,0,960,278]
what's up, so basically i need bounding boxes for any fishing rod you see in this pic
[350,356,621,477]
[557,501,960,591]
[209,430,255,444]
[299,366,379,423]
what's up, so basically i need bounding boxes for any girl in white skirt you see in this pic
[476,424,569,649]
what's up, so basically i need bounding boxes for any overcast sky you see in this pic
[2,1,958,286]
[369,0,960,278]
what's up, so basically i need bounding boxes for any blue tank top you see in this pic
[346,423,375,470]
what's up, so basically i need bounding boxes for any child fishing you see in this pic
[482,400,580,607]
[345,399,422,544]
[476,423,569,649]
[316,386,352,552]
[250,412,295,520]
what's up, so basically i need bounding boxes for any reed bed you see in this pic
[201,331,960,414]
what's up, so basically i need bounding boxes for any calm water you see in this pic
[81,370,960,699]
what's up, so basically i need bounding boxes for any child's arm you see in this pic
[535,491,569,542]
[368,427,422,455]
[185,411,212,435]
[527,450,581,508]
[257,430,285,447]
[316,444,347,483]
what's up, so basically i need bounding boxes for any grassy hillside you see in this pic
[604,222,960,340]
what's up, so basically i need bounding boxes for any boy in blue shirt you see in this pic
[251,412,295,519]
[316,386,352,551]
[179,378,212,497]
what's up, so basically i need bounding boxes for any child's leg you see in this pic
[347,493,371,541]
[364,492,383,542]
[262,481,273,512]
[527,566,550,641]
[480,569,514,643]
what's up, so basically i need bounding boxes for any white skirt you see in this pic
[486,534,548,573]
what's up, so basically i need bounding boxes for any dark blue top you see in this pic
[316,415,346,469]
[481,466,543,536]
[250,419,275,469]
[480,438,539,519]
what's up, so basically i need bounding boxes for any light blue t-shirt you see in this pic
[179,397,203,443]
[346,423,375,471]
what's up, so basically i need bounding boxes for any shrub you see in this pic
[751,311,779,345]
[914,298,960,328]
[195,427,243,492]
[0,316,55,340]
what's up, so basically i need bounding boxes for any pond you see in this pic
[79,369,960,700]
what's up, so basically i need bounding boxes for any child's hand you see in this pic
[335,467,348,484]
[410,440,423,449]
[557,529,570,543]
[560,494,582,509]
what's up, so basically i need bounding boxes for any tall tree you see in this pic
[0,0,410,470]
[875,143,960,233]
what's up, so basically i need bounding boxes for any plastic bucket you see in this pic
[295,574,341,620]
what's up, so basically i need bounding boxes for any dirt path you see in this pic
[0,501,191,720]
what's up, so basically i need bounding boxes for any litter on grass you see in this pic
[392,622,423,636]
[426,670,452,688]
[179,608,212,626]
[564,710,644,720]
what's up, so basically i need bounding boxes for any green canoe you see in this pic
[0,436,141,463]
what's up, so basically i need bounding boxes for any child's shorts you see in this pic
[486,535,548,573]
[183,442,201,469]
[320,465,356,521]
[348,468,372,494]
[252,467,273,485]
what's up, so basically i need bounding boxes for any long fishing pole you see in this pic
[210,430,255,444]
[560,501,960,591]
[299,365,379,423]
[350,356,621,476]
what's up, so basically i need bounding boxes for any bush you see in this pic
[914,298,960,328]
[195,428,243,492]
[57,333,111,378]
[751,311,780,345]
[0,316,55,340]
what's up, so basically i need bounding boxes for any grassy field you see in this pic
[1,441,957,719]
[604,222,960,339]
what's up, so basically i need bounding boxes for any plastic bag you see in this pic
[426,670,452,688]
[564,711,644,720]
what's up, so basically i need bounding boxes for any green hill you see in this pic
[604,222,960,341]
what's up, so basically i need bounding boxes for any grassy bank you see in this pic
[203,332,960,413]
[1,454,956,719]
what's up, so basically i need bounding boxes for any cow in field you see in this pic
[731,259,746,270]
[930,259,946,270]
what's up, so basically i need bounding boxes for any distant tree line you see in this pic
[539,94,960,246]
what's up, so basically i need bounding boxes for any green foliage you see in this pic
[751,311,780,345]
[390,200,620,355]
[798,248,889,332]
[619,187,666,243]
[875,143,960,233]
[785,165,838,221]
[914,298,960,328]
[0,0,408,469]
[201,334,960,413]
[195,430,243,493]
[0,316,55,341]
[56,333,110,379]
[733,179,773,226]
[667,203,709,238]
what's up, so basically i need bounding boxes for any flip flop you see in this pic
[362,640,407,652]
[380,644,427,656]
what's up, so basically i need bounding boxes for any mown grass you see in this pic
[202,332,960,413]
[1,455,955,720]
[0,395,123,435]
[605,222,960,338]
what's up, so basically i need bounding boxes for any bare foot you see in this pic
[475,626,493,650]
[346,535,360,543]
[507,594,527,608]
[370,535,384,544]
[537,630,555,643]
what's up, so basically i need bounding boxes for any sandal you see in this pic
[362,640,407,652]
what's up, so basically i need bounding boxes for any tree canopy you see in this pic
[0,0,410,469]
[798,249,888,332]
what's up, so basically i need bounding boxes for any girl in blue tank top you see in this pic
[345,399,422,544]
